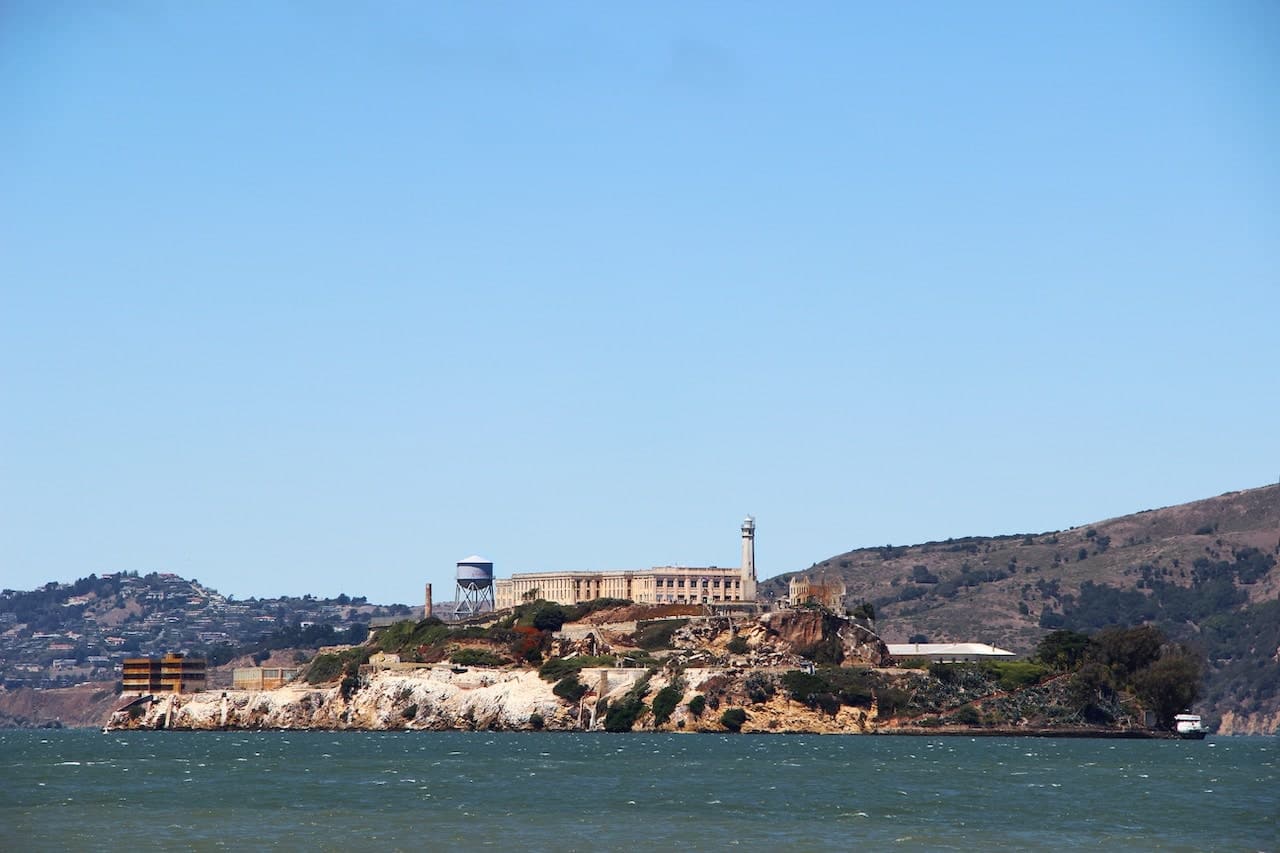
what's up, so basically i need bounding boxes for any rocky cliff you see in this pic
[107,664,884,734]
[106,609,1161,736]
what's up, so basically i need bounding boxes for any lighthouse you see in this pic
[741,515,756,601]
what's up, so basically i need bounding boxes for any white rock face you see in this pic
[114,667,575,732]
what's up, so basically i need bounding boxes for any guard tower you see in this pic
[454,556,495,619]
[741,515,757,601]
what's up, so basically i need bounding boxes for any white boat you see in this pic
[1174,713,1207,739]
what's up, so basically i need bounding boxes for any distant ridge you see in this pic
[763,483,1280,734]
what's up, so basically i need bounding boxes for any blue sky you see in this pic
[3,2,1277,605]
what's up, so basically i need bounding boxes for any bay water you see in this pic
[1,730,1274,851]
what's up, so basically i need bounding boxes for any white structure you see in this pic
[453,556,495,618]
[1174,713,1206,738]
[740,515,757,602]
[886,642,1016,663]
[493,516,759,610]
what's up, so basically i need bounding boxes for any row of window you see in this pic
[655,578,741,589]
[651,594,738,603]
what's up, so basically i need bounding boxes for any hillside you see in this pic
[762,483,1280,733]
[0,572,409,692]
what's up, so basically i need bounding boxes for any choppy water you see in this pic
[1,730,1274,851]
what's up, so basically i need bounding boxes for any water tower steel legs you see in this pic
[454,581,494,619]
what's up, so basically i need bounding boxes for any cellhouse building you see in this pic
[493,516,758,610]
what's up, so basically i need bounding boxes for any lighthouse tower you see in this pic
[741,515,757,601]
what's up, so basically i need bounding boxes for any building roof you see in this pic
[887,643,1015,658]
[503,566,743,580]
[458,555,492,565]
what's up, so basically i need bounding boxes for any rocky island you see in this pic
[107,601,1197,736]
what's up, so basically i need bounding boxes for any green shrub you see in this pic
[537,655,616,682]
[603,673,653,732]
[603,697,646,732]
[538,657,581,681]
[449,648,506,667]
[1035,630,1092,671]
[305,647,371,685]
[986,660,1050,691]
[928,662,961,683]
[401,704,418,720]
[781,670,828,704]
[726,636,749,655]
[687,694,706,717]
[376,617,451,654]
[651,685,683,725]
[530,603,571,632]
[781,668,848,715]
[306,653,345,684]
[953,704,982,725]
[634,619,688,651]
[553,674,588,703]
[820,667,874,707]
[813,692,841,717]
[528,713,545,730]
[720,707,747,732]
[567,598,632,619]
[744,671,776,704]
[876,687,912,717]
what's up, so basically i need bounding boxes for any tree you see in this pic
[553,674,588,703]
[530,602,569,631]
[1132,649,1203,729]
[720,707,747,732]
[651,685,683,725]
[1035,630,1092,671]
[1091,625,1163,682]
[1067,661,1114,719]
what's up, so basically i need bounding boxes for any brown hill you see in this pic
[762,483,1280,733]
[0,681,121,729]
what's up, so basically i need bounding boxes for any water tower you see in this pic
[453,556,495,618]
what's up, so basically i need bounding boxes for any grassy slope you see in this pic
[762,483,1280,728]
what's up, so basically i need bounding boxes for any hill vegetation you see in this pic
[763,483,1280,733]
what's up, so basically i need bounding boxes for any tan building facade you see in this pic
[787,574,847,610]
[494,517,758,610]
[231,666,300,691]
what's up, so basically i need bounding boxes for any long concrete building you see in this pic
[493,517,758,610]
